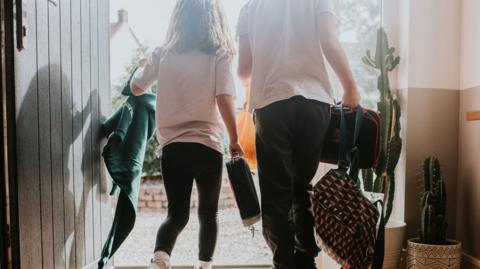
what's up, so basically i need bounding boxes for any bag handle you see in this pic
[338,104,364,182]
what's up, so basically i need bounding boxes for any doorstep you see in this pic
[115,265,272,269]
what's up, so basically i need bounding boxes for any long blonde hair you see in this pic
[164,0,235,55]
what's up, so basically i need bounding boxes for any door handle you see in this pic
[15,0,27,50]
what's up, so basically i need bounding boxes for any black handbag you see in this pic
[226,157,261,226]
[321,105,381,169]
[312,106,385,269]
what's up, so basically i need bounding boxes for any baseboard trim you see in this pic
[463,253,480,269]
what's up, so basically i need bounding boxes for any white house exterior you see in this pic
[110,9,145,85]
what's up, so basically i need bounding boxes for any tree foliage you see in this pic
[338,0,382,109]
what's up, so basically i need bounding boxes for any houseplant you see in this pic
[407,156,461,268]
[361,27,406,269]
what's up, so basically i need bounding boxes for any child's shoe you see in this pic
[194,260,213,269]
[147,251,171,269]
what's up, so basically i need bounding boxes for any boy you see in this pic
[237,1,360,268]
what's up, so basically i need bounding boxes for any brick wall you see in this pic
[137,178,237,213]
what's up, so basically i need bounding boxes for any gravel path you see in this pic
[115,209,272,267]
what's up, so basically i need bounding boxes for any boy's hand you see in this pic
[230,141,244,158]
[343,89,361,108]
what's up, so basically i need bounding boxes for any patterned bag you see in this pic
[312,106,385,269]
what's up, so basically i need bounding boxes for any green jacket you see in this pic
[98,71,156,268]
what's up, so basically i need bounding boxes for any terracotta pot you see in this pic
[407,238,462,269]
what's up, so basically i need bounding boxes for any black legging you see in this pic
[155,142,223,262]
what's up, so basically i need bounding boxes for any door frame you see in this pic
[1,0,20,268]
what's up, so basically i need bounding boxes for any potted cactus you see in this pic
[361,28,406,269]
[407,156,461,269]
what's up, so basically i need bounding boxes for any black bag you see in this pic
[321,105,381,169]
[312,106,385,269]
[226,157,261,226]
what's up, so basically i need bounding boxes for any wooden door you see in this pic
[1,0,16,268]
[13,0,112,268]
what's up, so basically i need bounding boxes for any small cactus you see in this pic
[361,28,402,224]
[420,156,447,245]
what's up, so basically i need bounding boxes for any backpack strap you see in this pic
[372,200,386,269]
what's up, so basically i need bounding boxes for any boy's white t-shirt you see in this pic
[237,0,336,112]
[132,48,236,154]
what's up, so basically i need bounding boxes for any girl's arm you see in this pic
[216,94,244,157]
[131,83,146,96]
[131,59,148,96]
[317,13,360,108]
[131,47,162,96]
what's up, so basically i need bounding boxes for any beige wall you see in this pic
[383,0,480,266]
[457,86,480,261]
[456,0,480,264]
[402,88,460,240]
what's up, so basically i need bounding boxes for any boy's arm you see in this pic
[318,13,360,108]
[237,34,253,81]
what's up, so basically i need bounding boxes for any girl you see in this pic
[130,1,242,268]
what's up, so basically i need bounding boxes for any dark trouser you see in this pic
[254,96,330,269]
[155,142,223,262]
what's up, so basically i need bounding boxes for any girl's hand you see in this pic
[230,141,244,158]
[138,58,148,68]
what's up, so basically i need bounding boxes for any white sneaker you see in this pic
[147,251,171,269]
[194,261,213,269]
[148,260,171,269]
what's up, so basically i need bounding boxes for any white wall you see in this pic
[385,0,462,90]
[407,0,461,90]
[382,0,463,224]
[460,0,480,90]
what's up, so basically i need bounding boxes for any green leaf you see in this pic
[386,135,402,175]
[384,174,395,223]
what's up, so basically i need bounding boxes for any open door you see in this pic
[1,0,17,268]
[8,0,112,268]
[1,7,7,265]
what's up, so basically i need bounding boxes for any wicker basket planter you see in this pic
[407,238,461,269]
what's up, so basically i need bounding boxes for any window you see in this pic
[335,0,383,109]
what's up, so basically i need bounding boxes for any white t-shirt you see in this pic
[237,0,336,111]
[132,47,236,154]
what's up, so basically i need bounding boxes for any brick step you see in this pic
[112,178,238,213]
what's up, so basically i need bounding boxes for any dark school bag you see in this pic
[321,105,381,169]
[312,106,385,269]
[226,157,261,226]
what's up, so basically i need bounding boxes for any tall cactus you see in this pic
[420,156,447,244]
[361,28,402,223]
